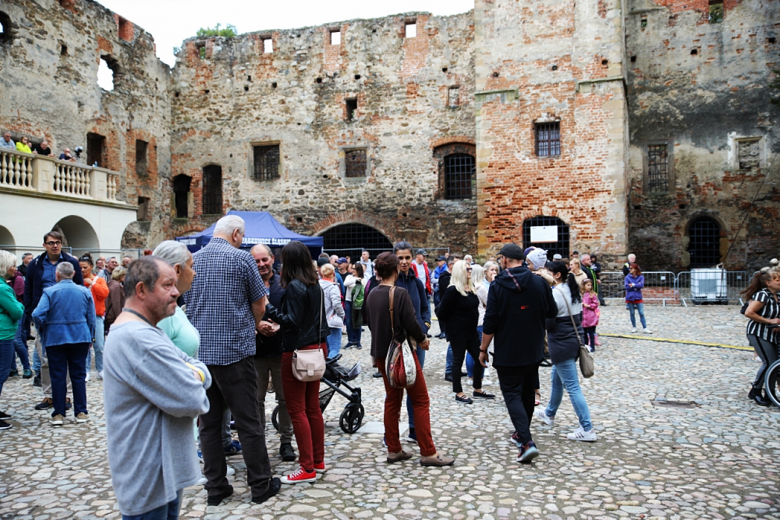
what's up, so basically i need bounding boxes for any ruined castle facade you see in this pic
[1,0,778,270]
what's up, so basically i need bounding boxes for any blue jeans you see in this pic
[33,346,41,374]
[13,319,30,371]
[327,327,342,359]
[466,326,483,378]
[122,489,182,520]
[445,344,453,373]
[406,347,426,429]
[544,357,593,432]
[86,316,105,372]
[0,339,14,398]
[47,342,89,417]
[627,302,647,329]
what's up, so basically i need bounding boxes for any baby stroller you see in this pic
[272,354,364,434]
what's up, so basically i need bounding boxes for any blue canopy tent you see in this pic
[175,210,323,259]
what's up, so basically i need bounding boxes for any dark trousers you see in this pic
[378,352,436,457]
[450,337,483,393]
[201,357,272,500]
[748,334,779,388]
[281,344,327,473]
[583,326,596,350]
[46,342,88,417]
[495,363,539,445]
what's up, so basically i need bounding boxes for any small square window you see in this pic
[405,22,417,38]
[253,144,280,180]
[137,196,151,221]
[346,98,358,121]
[448,86,460,108]
[345,149,367,178]
[263,38,273,53]
[535,122,561,157]
[330,30,341,45]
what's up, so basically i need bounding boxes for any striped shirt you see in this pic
[746,288,780,343]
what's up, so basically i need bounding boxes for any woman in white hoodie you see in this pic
[319,263,345,359]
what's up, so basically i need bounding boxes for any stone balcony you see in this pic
[0,147,127,205]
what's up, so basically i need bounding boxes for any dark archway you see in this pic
[202,165,222,215]
[522,216,570,259]
[321,223,393,261]
[688,216,722,268]
[54,215,100,257]
[173,174,191,218]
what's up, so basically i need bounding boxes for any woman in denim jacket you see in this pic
[625,263,652,334]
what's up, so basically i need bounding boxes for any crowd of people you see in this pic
[1,131,82,163]
[0,216,738,518]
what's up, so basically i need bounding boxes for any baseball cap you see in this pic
[498,243,525,260]
[436,255,446,261]
[317,257,330,267]
[417,249,428,256]
[337,257,348,264]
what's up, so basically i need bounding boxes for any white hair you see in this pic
[0,250,17,273]
[471,264,485,286]
[56,262,75,279]
[153,240,191,267]
[214,215,245,236]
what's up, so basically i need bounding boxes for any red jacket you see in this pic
[411,261,432,296]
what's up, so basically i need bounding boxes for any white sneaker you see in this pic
[643,328,653,334]
[85,372,90,382]
[467,378,473,386]
[226,466,235,476]
[630,328,637,333]
[567,427,597,442]
[97,371,103,380]
[534,409,554,427]
[482,379,493,386]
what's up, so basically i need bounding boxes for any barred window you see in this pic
[253,144,280,180]
[345,149,367,178]
[535,122,561,157]
[647,144,669,192]
[444,153,475,200]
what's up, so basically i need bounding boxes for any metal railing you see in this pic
[0,147,123,203]
[599,270,748,306]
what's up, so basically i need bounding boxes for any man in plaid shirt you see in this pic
[183,215,281,506]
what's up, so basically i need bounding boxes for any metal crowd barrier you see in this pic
[598,270,748,306]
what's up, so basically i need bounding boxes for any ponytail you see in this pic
[566,272,582,304]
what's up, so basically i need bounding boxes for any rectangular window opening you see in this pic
[196,42,206,59]
[405,22,417,38]
[330,30,341,45]
[647,143,670,192]
[708,0,723,23]
[137,196,151,221]
[345,149,367,178]
[448,86,460,108]
[253,144,281,180]
[263,38,273,54]
[87,132,106,167]
[346,98,358,121]
[535,122,561,157]
[135,139,148,176]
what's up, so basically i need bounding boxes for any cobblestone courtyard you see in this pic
[1,304,778,520]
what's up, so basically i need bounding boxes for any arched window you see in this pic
[202,165,222,215]
[433,142,476,200]
[173,175,191,219]
[688,217,722,268]
[321,223,393,261]
[522,216,570,259]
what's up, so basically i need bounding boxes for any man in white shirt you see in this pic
[359,250,374,279]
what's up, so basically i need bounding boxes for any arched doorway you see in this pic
[688,216,722,268]
[54,216,99,258]
[522,216,570,259]
[0,225,14,249]
[321,223,393,261]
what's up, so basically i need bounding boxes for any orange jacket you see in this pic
[85,276,109,316]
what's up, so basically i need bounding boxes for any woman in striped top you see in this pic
[742,268,780,406]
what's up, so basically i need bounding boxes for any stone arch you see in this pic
[685,214,725,268]
[318,222,393,260]
[54,215,100,257]
[0,225,15,248]
[311,210,397,242]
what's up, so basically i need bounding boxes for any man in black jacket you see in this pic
[479,243,557,464]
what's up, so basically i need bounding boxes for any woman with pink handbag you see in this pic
[264,241,330,485]
[365,252,455,467]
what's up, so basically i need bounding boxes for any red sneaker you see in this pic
[313,461,327,473]
[280,467,317,484]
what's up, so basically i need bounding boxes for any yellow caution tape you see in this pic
[598,333,753,351]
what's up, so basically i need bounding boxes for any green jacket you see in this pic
[0,280,24,340]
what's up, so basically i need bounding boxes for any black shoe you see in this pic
[0,411,11,420]
[455,394,473,404]
[748,386,770,407]
[426,333,432,338]
[251,477,281,504]
[27,335,35,341]
[444,373,453,382]
[280,443,296,462]
[33,375,42,388]
[8,369,19,377]
[539,359,552,368]
[0,419,10,430]
[373,371,383,378]
[207,485,234,506]
[436,333,446,339]
[473,390,495,400]
[34,398,52,410]
[65,399,72,410]
[461,371,469,377]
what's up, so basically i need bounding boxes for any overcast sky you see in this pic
[96,0,475,68]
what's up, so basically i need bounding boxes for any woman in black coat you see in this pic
[437,260,495,404]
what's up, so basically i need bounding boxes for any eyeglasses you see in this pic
[466,268,473,272]
[45,241,62,246]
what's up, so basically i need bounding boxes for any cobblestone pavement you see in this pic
[1,304,779,519]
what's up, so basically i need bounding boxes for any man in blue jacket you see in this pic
[393,241,431,443]
[32,262,95,425]
[24,231,83,410]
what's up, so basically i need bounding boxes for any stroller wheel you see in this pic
[271,405,280,432]
[339,403,364,434]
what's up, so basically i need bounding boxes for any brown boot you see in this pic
[386,449,413,463]
[420,452,455,467]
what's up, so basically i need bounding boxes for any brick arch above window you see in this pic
[433,142,476,200]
